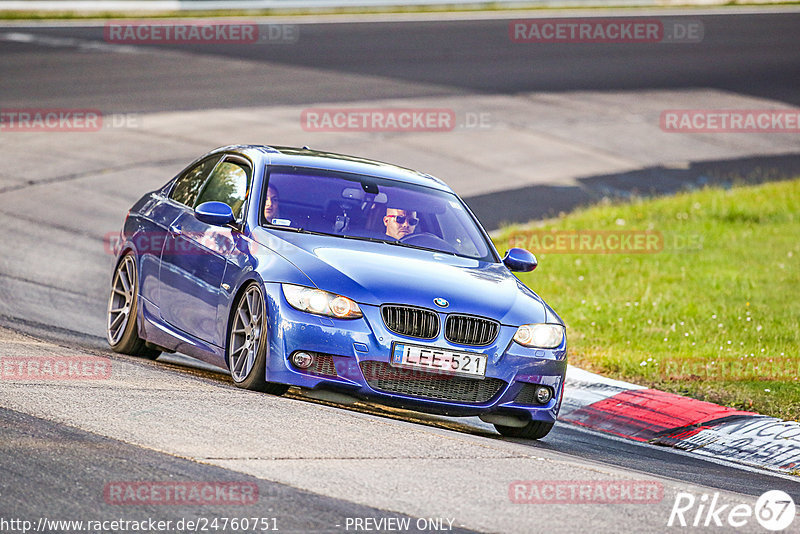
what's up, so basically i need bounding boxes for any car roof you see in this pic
[218,144,453,193]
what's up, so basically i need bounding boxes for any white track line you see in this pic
[0,5,799,25]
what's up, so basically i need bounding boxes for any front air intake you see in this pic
[445,314,500,346]
[360,361,506,404]
[381,305,439,339]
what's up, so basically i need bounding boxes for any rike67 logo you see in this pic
[668,490,795,531]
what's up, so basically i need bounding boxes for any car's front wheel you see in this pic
[107,253,160,359]
[494,420,554,440]
[228,282,289,395]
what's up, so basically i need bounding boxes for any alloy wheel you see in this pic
[229,285,265,382]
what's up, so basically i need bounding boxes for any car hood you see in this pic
[251,228,550,326]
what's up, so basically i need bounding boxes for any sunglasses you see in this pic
[387,215,419,226]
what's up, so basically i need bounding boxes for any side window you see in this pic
[170,157,219,207]
[194,159,251,221]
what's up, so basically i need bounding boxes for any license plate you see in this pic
[391,343,487,379]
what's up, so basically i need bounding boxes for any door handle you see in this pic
[169,223,182,236]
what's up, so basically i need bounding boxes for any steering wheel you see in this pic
[399,232,458,254]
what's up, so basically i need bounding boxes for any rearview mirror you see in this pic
[342,187,365,201]
[195,201,235,226]
[502,248,538,272]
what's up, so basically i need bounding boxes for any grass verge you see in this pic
[494,178,800,421]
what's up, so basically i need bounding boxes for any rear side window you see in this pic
[170,157,219,207]
[194,159,252,220]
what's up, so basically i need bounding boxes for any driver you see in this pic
[383,207,418,240]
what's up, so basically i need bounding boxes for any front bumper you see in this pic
[262,283,567,423]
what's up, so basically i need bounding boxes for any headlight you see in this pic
[282,284,362,319]
[513,324,565,348]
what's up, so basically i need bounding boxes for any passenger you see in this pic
[383,207,418,240]
[263,185,279,223]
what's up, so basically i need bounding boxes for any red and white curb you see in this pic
[562,366,800,475]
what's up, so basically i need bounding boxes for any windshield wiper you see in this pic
[266,225,328,236]
[340,234,394,245]
[269,229,459,256]
[390,241,458,256]
[340,234,458,256]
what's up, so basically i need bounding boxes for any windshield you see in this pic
[261,166,495,262]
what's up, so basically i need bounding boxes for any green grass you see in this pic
[494,179,800,421]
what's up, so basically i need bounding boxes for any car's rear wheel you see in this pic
[107,253,160,359]
[494,420,554,440]
[228,283,289,395]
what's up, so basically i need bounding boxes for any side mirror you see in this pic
[503,247,538,272]
[195,201,235,226]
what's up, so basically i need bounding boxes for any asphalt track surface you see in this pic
[1,407,478,534]
[1,10,799,533]
[0,11,799,112]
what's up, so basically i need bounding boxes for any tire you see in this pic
[228,282,289,395]
[106,253,161,359]
[494,420,554,440]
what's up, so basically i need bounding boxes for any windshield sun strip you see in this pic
[260,166,495,261]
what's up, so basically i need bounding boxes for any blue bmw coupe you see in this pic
[107,145,567,439]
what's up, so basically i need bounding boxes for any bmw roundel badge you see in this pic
[433,297,449,308]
